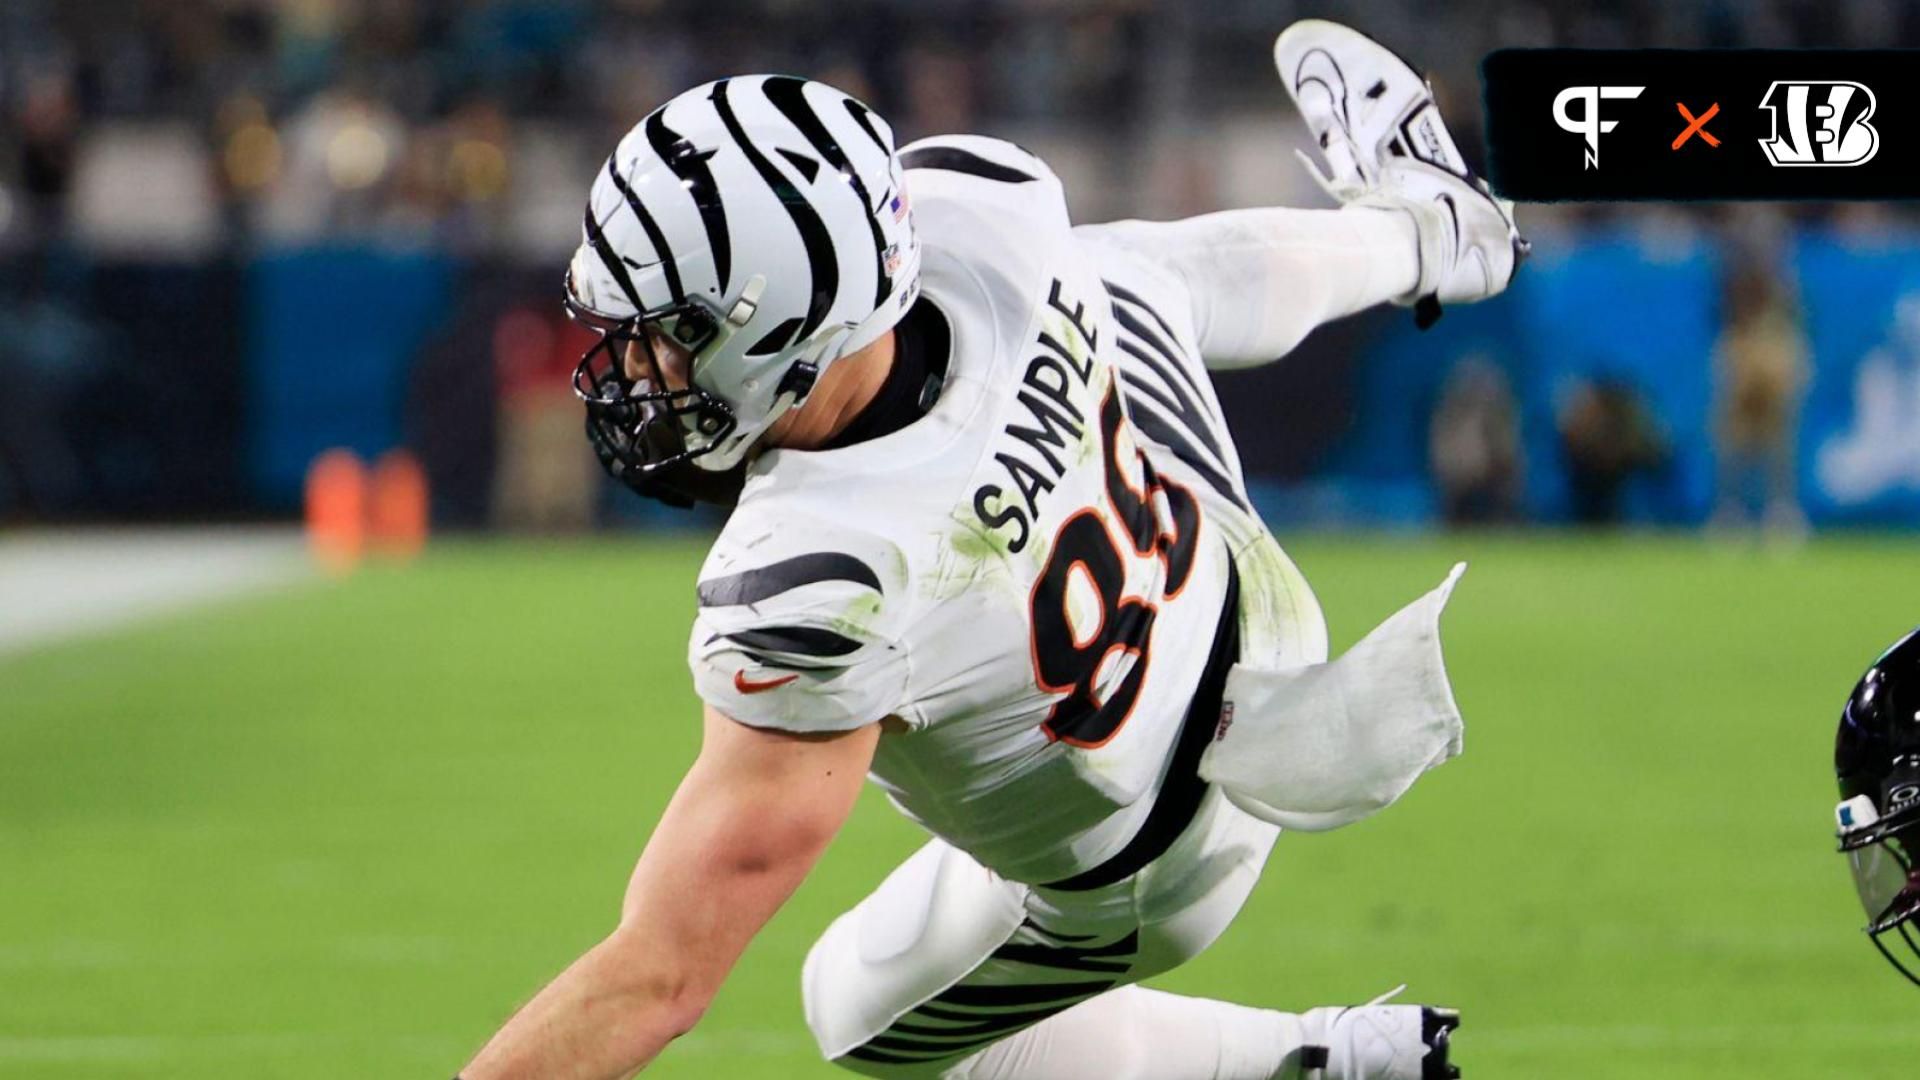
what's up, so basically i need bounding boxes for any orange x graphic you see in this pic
[1673,102,1721,149]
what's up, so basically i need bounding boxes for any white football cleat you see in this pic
[1298,986,1462,1080]
[1274,18,1525,325]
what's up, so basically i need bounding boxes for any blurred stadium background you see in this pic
[4,1,1920,1077]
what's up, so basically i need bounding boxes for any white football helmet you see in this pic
[566,75,922,492]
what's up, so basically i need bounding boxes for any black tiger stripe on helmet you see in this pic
[566,75,922,483]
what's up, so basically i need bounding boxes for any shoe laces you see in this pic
[1360,983,1407,1009]
[1295,147,1370,203]
[1301,985,1411,1080]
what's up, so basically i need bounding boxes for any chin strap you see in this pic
[696,320,850,470]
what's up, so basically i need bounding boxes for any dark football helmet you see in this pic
[1835,627,1920,987]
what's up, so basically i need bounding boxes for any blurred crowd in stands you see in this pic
[2,0,1915,260]
[0,0,1908,531]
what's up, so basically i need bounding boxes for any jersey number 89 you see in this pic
[1028,385,1201,749]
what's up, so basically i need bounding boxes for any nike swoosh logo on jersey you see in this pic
[734,670,799,694]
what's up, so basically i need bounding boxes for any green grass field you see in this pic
[3,533,1918,1078]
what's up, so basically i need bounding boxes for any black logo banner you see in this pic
[1483,49,1919,201]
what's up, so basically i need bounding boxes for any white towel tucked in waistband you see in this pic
[1199,563,1466,832]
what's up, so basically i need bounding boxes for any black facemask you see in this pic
[567,292,745,509]
[583,412,747,508]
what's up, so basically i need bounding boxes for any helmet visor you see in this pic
[1837,795,1920,987]
[1844,831,1920,933]
[1838,795,1920,930]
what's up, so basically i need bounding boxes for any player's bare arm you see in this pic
[460,708,879,1079]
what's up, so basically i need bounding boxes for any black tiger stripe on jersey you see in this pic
[900,145,1038,184]
[603,156,686,305]
[888,1004,1071,1038]
[844,1025,1071,1067]
[1107,300,1227,463]
[905,1003,998,1024]
[840,992,1104,1065]
[860,1024,1026,1054]
[1104,285,1239,511]
[1101,280,1248,513]
[711,78,837,340]
[990,928,1138,974]
[850,1002,1081,1060]
[1107,290,1218,423]
[1120,378,1249,513]
[724,625,863,658]
[843,1046,953,1066]
[855,1036,977,1059]
[762,75,892,309]
[1104,282,1185,365]
[1110,323,1192,397]
[696,552,881,607]
[644,109,730,293]
[1022,921,1098,944]
[844,1044,957,1065]
[903,998,1088,1031]
[928,979,1114,1008]
[1115,339,1227,463]
[712,641,842,673]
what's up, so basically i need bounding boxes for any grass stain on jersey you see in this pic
[929,509,1025,602]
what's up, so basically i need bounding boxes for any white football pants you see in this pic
[802,786,1319,1079]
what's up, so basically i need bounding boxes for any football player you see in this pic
[1834,627,1920,987]
[460,20,1521,1080]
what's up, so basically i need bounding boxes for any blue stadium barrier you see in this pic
[1511,231,1720,524]
[247,247,454,508]
[1796,231,1920,525]
[1313,228,1719,525]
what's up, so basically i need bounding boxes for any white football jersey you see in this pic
[690,135,1320,884]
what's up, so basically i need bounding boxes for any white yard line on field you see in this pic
[0,527,311,658]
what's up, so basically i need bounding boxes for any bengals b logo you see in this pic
[1758,81,1879,167]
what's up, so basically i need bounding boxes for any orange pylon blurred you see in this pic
[305,449,366,576]
[369,449,429,562]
